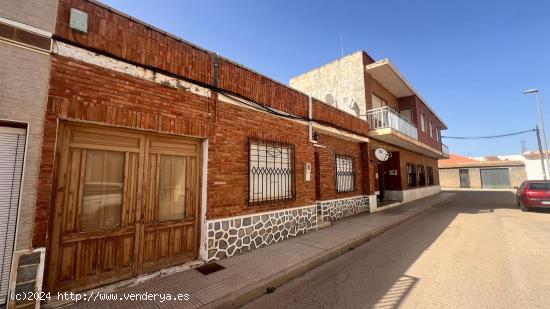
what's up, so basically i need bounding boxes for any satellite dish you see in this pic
[325,94,336,106]
[375,148,390,161]
[350,100,360,117]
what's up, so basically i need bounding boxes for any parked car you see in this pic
[516,180,550,211]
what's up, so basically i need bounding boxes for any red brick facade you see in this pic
[34,54,328,247]
[396,95,446,151]
[53,0,369,137]
[415,99,445,151]
[34,55,213,247]
[32,0,446,251]
[368,139,440,193]
[32,1,373,248]
[314,134,368,201]
[206,101,316,218]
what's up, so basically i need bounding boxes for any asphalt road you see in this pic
[242,191,550,309]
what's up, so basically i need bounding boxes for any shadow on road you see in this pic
[363,191,518,308]
[244,190,521,309]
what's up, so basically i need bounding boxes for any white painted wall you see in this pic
[474,154,545,180]
[385,185,441,203]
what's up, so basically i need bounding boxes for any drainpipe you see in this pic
[308,96,317,144]
[211,52,220,121]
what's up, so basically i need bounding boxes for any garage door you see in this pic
[0,126,26,306]
[47,122,202,293]
[480,168,511,189]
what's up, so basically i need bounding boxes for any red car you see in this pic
[516,180,550,211]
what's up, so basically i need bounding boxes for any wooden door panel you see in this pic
[78,239,98,277]
[70,127,142,152]
[185,225,195,252]
[171,226,183,255]
[48,123,201,292]
[122,152,139,226]
[157,229,170,258]
[62,148,85,234]
[144,153,160,223]
[140,135,200,272]
[58,244,76,282]
[48,123,143,292]
[186,156,197,219]
[56,233,135,288]
[141,224,195,271]
[149,137,200,155]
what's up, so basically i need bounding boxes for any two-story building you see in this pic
[291,51,449,205]
[1,0,449,305]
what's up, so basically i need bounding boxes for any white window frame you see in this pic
[420,113,426,132]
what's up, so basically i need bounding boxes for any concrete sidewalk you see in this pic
[57,193,453,309]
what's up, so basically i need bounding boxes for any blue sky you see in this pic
[101,0,550,157]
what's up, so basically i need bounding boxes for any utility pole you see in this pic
[536,126,547,180]
[524,89,550,177]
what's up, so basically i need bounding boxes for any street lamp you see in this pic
[524,89,550,179]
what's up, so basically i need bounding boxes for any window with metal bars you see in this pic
[248,139,295,205]
[427,166,434,185]
[407,164,417,187]
[335,155,355,193]
[418,165,426,186]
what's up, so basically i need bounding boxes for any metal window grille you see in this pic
[336,155,355,193]
[248,139,295,205]
[427,166,434,185]
[418,165,426,186]
[407,164,417,187]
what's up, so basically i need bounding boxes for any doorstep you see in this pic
[50,192,453,309]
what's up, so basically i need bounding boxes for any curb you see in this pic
[203,195,451,308]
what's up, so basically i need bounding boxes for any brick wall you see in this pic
[33,55,214,247]
[415,97,445,151]
[55,0,213,85]
[368,139,440,193]
[383,152,402,190]
[33,55,323,246]
[206,101,316,219]
[314,134,367,201]
[53,0,367,137]
[398,95,417,123]
[312,98,369,135]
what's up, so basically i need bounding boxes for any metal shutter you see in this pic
[480,168,511,189]
[0,126,26,305]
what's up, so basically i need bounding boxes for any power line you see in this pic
[442,129,536,139]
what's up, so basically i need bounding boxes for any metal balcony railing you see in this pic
[442,143,449,156]
[365,107,418,140]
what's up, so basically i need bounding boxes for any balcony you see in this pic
[366,107,418,140]
[365,107,446,159]
[442,143,449,157]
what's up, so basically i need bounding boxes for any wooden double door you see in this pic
[46,122,201,292]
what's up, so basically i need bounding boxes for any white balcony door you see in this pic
[372,94,387,109]
[400,109,412,123]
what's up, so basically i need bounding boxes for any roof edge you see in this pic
[366,58,447,129]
